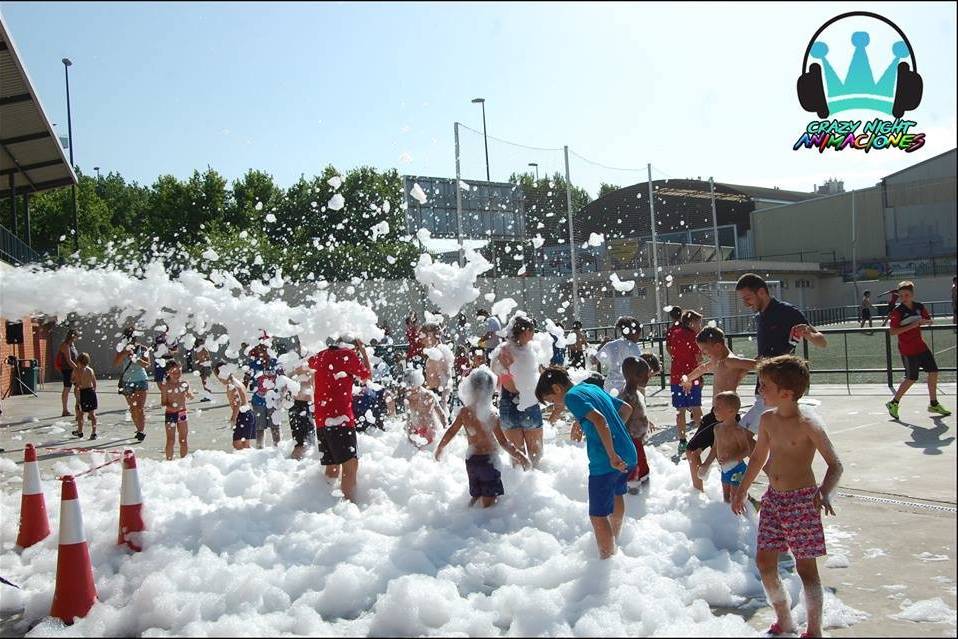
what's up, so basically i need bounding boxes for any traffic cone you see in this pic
[117,449,145,551]
[15,444,50,550]
[50,475,97,624]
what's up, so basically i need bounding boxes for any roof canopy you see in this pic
[0,13,77,199]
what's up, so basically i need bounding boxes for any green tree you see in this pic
[598,183,622,198]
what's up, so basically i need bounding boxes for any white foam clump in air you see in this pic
[490,298,517,322]
[890,598,956,623]
[0,262,382,355]
[201,248,219,262]
[414,250,493,317]
[410,183,428,205]
[588,232,605,247]
[609,272,635,293]
[327,175,343,189]
[254,201,264,211]
[265,213,277,223]
[370,221,390,241]
[328,193,345,211]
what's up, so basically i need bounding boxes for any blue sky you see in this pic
[3,1,955,196]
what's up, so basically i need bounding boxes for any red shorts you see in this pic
[757,486,826,559]
[409,425,435,445]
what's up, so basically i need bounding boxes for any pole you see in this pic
[64,60,79,253]
[564,146,579,320]
[23,192,31,248]
[9,175,17,237]
[454,122,465,267]
[647,164,662,322]
[851,189,858,303]
[709,177,722,281]
[480,102,490,182]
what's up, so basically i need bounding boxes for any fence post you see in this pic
[884,329,894,389]
[658,338,666,390]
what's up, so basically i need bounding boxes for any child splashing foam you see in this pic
[435,367,531,508]
[404,368,447,449]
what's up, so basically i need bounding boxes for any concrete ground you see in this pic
[1,381,955,636]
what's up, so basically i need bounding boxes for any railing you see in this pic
[0,223,41,265]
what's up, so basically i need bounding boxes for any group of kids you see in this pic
[52,277,953,638]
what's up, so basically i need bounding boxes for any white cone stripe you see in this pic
[120,468,143,505]
[58,499,86,545]
[22,462,42,495]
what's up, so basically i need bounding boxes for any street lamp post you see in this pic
[471,98,490,182]
[528,162,539,181]
[62,57,79,253]
[94,166,100,179]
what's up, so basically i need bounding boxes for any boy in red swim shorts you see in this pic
[732,356,843,639]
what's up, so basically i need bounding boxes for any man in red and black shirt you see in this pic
[309,338,371,502]
[886,281,951,419]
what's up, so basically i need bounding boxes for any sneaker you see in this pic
[134,431,146,442]
[200,397,212,403]
[89,433,97,441]
[71,430,83,438]
[929,403,952,417]
[677,440,688,456]
[885,400,900,420]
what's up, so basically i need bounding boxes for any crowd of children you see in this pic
[55,274,954,639]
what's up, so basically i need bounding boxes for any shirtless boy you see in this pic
[732,355,843,639]
[161,360,194,460]
[214,361,255,450]
[681,326,756,490]
[404,368,447,449]
[421,323,454,407]
[434,367,530,507]
[696,391,754,503]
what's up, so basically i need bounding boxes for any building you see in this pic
[1,14,78,393]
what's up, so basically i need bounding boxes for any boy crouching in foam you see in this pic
[434,367,530,508]
[732,355,843,639]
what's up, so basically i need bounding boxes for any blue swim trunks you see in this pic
[720,460,748,487]
[588,469,633,517]
[670,383,702,409]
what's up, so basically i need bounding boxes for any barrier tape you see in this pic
[41,446,128,455]
[57,452,125,481]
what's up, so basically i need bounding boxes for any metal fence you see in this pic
[0,223,41,265]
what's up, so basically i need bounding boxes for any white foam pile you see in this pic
[890,598,956,624]
[0,262,382,354]
[413,249,493,317]
[609,272,636,293]
[0,426,845,637]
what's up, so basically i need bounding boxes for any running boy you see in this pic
[620,357,655,490]
[161,360,194,460]
[71,353,98,440]
[668,310,703,455]
[214,361,254,450]
[886,281,952,418]
[681,326,756,491]
[858,291,874,331]
[731,355,843,639]
[696,391,754,503]
[404,368,447,449]
[536,367,637,559]
[435,367,531,507]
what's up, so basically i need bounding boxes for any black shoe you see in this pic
[71,430,83,438]
[134,431,146,442]
[89,433,98,441]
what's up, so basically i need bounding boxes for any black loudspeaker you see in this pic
[5,321,24,345]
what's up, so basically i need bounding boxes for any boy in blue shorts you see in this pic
[536,367,637,559]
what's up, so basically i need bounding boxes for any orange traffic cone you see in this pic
[50,475,97,624]
[117,449,145,551]
[15,444,50,550]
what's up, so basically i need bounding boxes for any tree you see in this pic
[598,183,622,198]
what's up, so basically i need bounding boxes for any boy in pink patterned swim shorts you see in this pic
[732,355,843,639]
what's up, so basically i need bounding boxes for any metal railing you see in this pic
[0,223,41,265]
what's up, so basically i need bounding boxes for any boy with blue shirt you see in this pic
[536,367,637,559]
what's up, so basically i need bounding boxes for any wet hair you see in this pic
[583,371,605,388]
[66,329,78,340]
[476,309,489,318]
[863,290,871,297]
[76,352,90,366]
[622,356,650,382]
[757,355,810,400]
[164,359,181,373]
[668,306,683,322]
[420,322,441,336]
[735,273,768,293]
[639,353,661,374]
[511,316,535,342]
[535,366,572,402]
[898,280,914,292]
[680,310,703,330]
[696,326,726,344]
[713,391,741,413]
[572,320,583,330]
[615,316,640,338]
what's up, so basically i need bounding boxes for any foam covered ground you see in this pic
[1,421,860,636]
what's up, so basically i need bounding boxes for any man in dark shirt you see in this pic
[735,273,827,432]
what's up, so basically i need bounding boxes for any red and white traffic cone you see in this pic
[50,475,97,624]
[15,444,50,550]
[117,449,145,551]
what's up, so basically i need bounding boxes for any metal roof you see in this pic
[0,13,77,199]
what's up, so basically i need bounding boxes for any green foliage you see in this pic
[598,183,622,198]
[509,171,592,243]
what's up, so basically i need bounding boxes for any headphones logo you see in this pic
[793,12,925,153]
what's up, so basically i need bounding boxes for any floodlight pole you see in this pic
[63,58,79,253]
[709,177,722,283]
[647,164,662,323]
[564,146,579,320]
[454,122,465,267]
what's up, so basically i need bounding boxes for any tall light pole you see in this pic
[63,57,79,253]
[471,98,490,182]
[94,166,101,179]
[528,162,539,181]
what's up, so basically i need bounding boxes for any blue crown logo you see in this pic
[811,32,909,115]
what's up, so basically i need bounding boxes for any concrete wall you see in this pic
[751,186,886,263]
